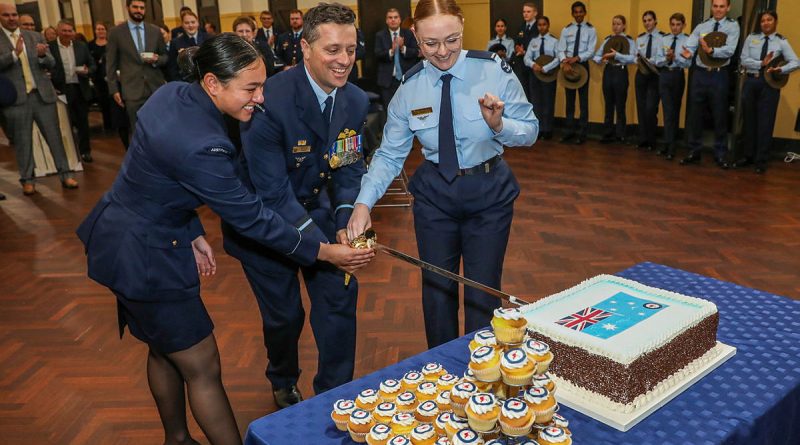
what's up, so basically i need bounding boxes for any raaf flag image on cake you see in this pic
[555,292,668,339]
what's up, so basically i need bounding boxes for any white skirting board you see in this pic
[552,342,736,432]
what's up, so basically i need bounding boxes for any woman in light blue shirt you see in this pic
[593,15,635,143]
[347,0,538,348]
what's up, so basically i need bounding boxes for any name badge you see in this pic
[412,107,433,117]
[292,145,311,153]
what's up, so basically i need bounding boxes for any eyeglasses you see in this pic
[419,34,463,52]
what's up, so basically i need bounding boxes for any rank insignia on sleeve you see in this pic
[328,128,362,169]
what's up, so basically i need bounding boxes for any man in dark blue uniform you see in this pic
[223,3,369,408]
[513,2,538,102]
[275,9,304,69]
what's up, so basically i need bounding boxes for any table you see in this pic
[244,263,800,445]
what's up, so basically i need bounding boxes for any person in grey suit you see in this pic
[106,0,167,135]
[0,3,78,196]
[50,20,96,163]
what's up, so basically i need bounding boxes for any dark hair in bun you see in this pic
[178,33,262,84]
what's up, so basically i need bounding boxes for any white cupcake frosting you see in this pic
[389,436,412,445]
[438,373,459,386]
[380,379,401,393]
[350,409,372,425]
[540,426,569,442]
[473,329,497,346]
[533,373,553,386]
[501,348,529,369]
[524,386,550,404]
[524,339,551,356]
[451,381,477,399]
[435,411,452,428]
[500,398,529,419]
[417,381,438,395]
[448,414,469,430]
[471,346,496,364]
[422,362,443,375]
[368,423,392,440]
[467,393,497,415]
[552,413,569,428]
[436,390,451,405]
[391,412,415,426]
[403,371,423,384]
[463,369,476,381]
[493,307,523,320]
[397,391,416,405]
[411,423,436,440]
[435,437,453,445]
[375,402,396,417]
[357,388,379,404]
[333,399,355,414]
[453,428,484,445]
[417,400,439,416]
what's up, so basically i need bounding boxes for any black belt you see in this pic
[430,155,503,176]
[660,67,683,72]
[746,72,762,78]
[607,64,627,70]
[702,66,725,72]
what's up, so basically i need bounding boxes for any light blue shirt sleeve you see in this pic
[493,65,539,148]
[542,37,560,72]
[779,37,799,73]
[614,37,636,65]
[579,26,597,62]
[524,39,536,68]
[592,37,607,65]
[740,33,764,71]
[713,20,740,59]
[557,28,569,61]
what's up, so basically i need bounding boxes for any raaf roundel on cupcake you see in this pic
[454,428,482,443]
[388,435,412,445]
[503,397,527,414]
[503,348,527,365]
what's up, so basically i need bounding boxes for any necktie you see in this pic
[540,36,546,57]
[713,21,719,32]
[760,36,769,64]
[265,29,269,41]
[135,25,144,54]
[190,35,196,45]
[393,31,402,81]
[498,36,503,46]
[14,32,34,93]
[322,96,333,124]
[670,36,677,65]
[645,33,652,59]
[573,24,581,57]
[294,32,299,41]
[438,74,458,182]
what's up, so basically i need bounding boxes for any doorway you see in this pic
[269,0,298,36]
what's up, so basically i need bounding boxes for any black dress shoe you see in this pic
[81,153,93,163]
[665,153,674,161]
[680,154,701,165]
[574,137,585,145]
[0,192,6,201]
[637,142,653,151]
[559,133,575,143]
[273,385,303,409]
[714,158,729,170]
[732,157,752,168]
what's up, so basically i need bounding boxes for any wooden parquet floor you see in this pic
[1,120,799,444]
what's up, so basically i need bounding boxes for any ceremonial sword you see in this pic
[360,229,531,307]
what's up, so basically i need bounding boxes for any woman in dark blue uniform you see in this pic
[76,35,372,445]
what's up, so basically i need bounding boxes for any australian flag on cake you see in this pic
[555,292,668,339]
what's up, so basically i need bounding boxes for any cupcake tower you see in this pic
[331,308,572,445]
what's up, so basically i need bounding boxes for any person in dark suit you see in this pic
[106,0,168,134]
[348,28,365,83]
[50,20,96,163]
[0,71,15,200]
[374,8,419,107]
[233,16,281,78]
[255,10,281,53]
[77,35,372,445]
[167,11,208,81]
[222,3,371,408]
[513,3,538,102]
[0,3,78,195]
[170,6,192,39]
[275,9,304,68]
[88,22,112,132]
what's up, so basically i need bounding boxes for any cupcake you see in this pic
[462,369,476,382]
[550,413,570,435]
[498,397,534,437]
[484,440,505,445]
[348,408,375,443]
[473,379,494,393]
[500,348,536,386]
[445,414,469,440]
[538,426,571,445]
[490,308,527,344]
[415,400,440,423]
[435,437,453,445]
[374,402,397,424]
[468,329,498,352]
[390,412,419,436]
[357,388,381,411]
[532,373,556,394]
[416,381,439,402]
[410,423,438,445]
[437,373,459,392]
[523,386,557,424]
[469,346,501,382]
[434,411,453,436]
[452,428,485,445]
[421,362,446,382]
[435,390,452,412]
[464,392,499,432]
[402,371,425,391]
[331,399,356,431]
[449,381,477,417]
[388,436,413,445]
[380,379,403,402]
[479,426,501,441]
[523,340,554,374]
[366,423,393,445]
[396,391,418,413]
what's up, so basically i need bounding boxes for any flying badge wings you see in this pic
[328,128,363,169]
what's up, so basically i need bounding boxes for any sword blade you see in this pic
[374,242,530,306]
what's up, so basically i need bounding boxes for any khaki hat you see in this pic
[637,54,659,76]
[603,35,630,65]
[765,55,790,89]
[558,63,588,89]
[533,55,559,82]
[698,31,728,68]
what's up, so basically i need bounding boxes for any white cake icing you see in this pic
[463,369,475,380]
[333,399,355,414]
[357,389,378,404]
[524,339,550,356]
[403,371,423,385]
[501,348,529,369]
[417,400,439,416]
[350,409,372,424]
[436,411,452,428]
[380,379,401,393]
[467,393,497,415]
[397,391,416,405]
[451,381,477,399]
[520,274,718,365]
[473,329,497,346]
[494,307,523,320]
[389,436,412,445]
[436,437,453,445]
[418,381,438,395]
[540,426,569,443]
[391,412,415,426]
[422,362,443,375]
[438,373,459,387]
[448,414,468,430]
[369,423,392,440]
[471,346,496,363]
[453,428,484,445]
[374,402,396,417]
[411,423,436,440]
[500,398,529,419]
[524,386,550,405]
[436,390,451,405]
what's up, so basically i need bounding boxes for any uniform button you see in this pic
[323,153,329,160]
[319,172,325,178]
[313,188,319,194]
[171,240,178,247]
[296,162,301,168]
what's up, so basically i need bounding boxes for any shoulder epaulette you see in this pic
[776,33,785,40]
[638,31,647,37]
[727,17,735,22]
[683,33,689,37]
[626,34,633,40]
[660,31,668,36]
[401,61,424,84]
[466,50,495,61]
[586,22,593,28]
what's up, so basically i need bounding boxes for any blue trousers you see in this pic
[659,69,686,154]
[530,75,557,134]
[687,69,729,159]
[602,65,629,139]
[564,62,590,138]
[741,75,780,168]
[408,159,519,349]
[635,71,660,146]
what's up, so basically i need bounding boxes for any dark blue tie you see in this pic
[713,21,719,32]
[573,24,581,57]
[670,36,677,66]
[645,34,652,59]
[438,74,458,182]
[540,36,545,57]
[322,96,333,123]
[760,36,770,68]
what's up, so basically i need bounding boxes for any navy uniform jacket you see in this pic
[374,27,420,88]
[167,32,207,81]
[77,82,319,301]
[276,31,303,66]
[222,64,369,268]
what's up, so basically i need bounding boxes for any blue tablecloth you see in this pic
[244,263,800,445]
